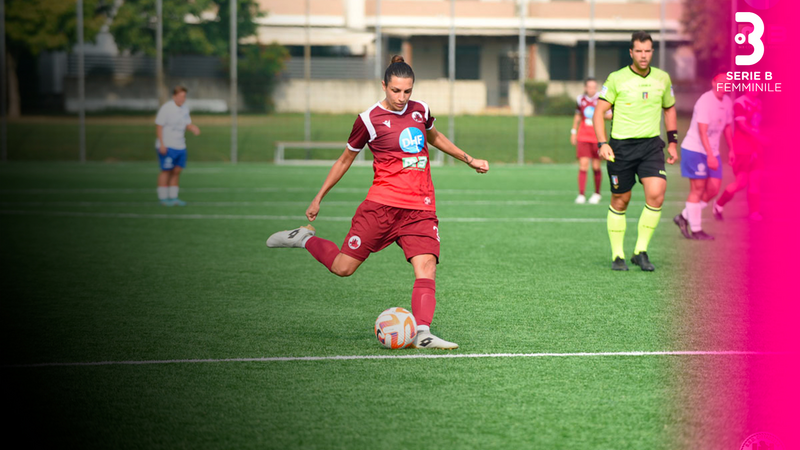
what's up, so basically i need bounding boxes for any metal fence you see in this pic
[3,0,692,164]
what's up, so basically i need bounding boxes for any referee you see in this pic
[593,31,678,272]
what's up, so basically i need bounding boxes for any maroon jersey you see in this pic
[347,100,437,211]
[576,94,600,143]
[733,96,762,155]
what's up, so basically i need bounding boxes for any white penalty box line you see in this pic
[5,351,778,369]
[0,210,670,224]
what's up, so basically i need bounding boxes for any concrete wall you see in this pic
[274,79,487,115]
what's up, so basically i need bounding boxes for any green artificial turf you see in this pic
[4,114,691,163]
[1,162,755,449]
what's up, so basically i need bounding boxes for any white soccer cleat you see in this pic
[266,225,316,248]
[588,193,602,204]
[412,330,458,350]
[574,194,587,204]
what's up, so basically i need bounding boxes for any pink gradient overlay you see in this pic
[722,0,799,447]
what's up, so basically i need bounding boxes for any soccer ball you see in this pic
[374,307,417,349]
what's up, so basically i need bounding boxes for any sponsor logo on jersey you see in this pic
[600,85,608,97]
[403,156,428,170]
[383,120,391,128]
[399,127,425,154]
[583,105,595,119]
[412,111,425,123]
[348,235,361,250]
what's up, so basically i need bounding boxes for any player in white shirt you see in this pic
[155,86,200,206]
[673,73,733,240]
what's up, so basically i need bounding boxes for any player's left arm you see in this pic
[186,114,200,136]
[426,126,489,173]
[663,105,678,165]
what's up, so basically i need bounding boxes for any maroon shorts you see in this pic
[341,200,440,263]
[576,141,600,159]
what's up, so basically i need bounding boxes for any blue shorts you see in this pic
[157,148,187,171]
[680,148,722,179]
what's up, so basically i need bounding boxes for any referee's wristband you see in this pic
[667,130,678,144]
[597,141,608,149]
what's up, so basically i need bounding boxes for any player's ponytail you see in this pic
[384,55,415,85]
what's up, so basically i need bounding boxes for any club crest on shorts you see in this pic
[424,197,432,205]
[611,175,619,189]
[412,111,425,123]
[348,235,362,250]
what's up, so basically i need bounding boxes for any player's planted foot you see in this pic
[413,330,458,350]
[160,199,174,206]
[712,202,724,221]
[673,214,692,239]
[588,193,602,204]
[612,257,629,271]
[266,225,316,248]
[171,198,187,206]
[690,230,715,240]
[631,252,655,271]
[574,194,586,204]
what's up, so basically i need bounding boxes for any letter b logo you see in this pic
[735,12,765,66]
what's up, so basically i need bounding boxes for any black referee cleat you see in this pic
[690,230,715,240]
[612,257,629,271]
[673,214,692,239]
[631,252,655,271]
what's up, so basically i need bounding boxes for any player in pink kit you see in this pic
[712,90,765,221]
[266,56,489,349]
[571,78,611,204]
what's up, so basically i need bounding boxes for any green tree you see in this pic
[110,0,262,57]
[5,0,109,117]
[236,44,289,113]
[682,0,731,78]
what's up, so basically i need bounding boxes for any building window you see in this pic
[548,44,586,81]
[443,45,481,80]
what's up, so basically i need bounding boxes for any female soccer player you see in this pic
[155,86,200,206]
[570,78,611,204]
[266,55,489,349]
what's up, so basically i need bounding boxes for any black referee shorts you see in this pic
[607,137,667,194]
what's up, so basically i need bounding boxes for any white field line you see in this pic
[0,187,691,196]
[0,200,689,207]
[0,210,670,223]
[4,351,776,369]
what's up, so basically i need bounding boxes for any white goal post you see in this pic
[274,141,444,166]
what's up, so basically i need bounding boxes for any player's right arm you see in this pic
[593,99,614,162]
[156,125,167,155]
[697,123,718,171]
[594,75,616,162]
[306,149,359,222]
[570,111,581,146]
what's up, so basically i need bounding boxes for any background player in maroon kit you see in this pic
[571,78,612,204]
[712,90,765,221]
[266,56,489,349]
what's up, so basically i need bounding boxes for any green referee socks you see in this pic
[607,206,627,260]
[634,204,662,255]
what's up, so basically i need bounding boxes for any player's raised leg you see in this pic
[631,177,664,271]
[407,253,457,350]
